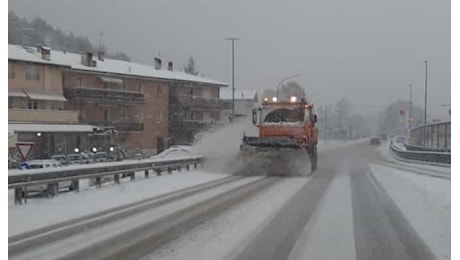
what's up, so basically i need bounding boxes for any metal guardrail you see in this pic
[403,142,451,153]
[9,156,204,205]
[389,142,450,164]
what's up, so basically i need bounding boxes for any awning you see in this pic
[8,91,67,102]
[99,77,123,84]
[8,123,95,133]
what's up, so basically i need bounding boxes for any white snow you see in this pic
[369,163,450,260]
[143,177,308,260]
[8,170,228,236]
[9,44,227,86]
[288,172,356,260]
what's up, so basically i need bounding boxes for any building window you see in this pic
[138,83,144,93]
[26,64,40,80]
[32,101,38,109]
[75,77,82,87]
[8,63,15,79]
[156,111,163,123]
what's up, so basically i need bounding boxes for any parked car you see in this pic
[94,152,110,163]
[370,137,381,145]
[51,154,67,165]
[17,159,74,193]
[67,153,82,165]
[80,152,94,164]
[151,145,194,159]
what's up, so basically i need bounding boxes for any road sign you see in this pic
[16,142,35,161]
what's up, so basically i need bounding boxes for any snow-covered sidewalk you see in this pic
[369,163,450,260]
[8,170,228,236]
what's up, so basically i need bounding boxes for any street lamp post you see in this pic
[275,74,302,100]
[225,37,240,121]
[409,84,413,126]
[423,60,428,146]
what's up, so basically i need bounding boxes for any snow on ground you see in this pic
[287,171,356,260]
[369,163,450,260]
[142,177,308,260]
[8,170,228,236]
[376,141,451,174]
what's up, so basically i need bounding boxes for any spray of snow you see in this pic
[192,118,257,173]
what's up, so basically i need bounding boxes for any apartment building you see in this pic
[8,44,228,157]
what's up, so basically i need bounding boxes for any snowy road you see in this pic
[8,141,450,259]
[146,142,450,260]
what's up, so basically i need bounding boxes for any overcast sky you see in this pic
[9,0,451,119]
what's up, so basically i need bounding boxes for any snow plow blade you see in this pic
[240,136,302,151]
[234,136,311,176]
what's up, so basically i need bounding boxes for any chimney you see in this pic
[98,51,104,61]
[168,61,173,71]
[154,57,162,70]
[41,46,51,60]
[81,52,93,66]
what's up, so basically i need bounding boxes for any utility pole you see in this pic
[409,83,413,141]
[423,60,428,146]
[325,105,328,144]
[225,37,240,121]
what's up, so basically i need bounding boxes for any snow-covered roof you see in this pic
[8,44,228,87]
[9,123,95,133]
[220,90,258,101]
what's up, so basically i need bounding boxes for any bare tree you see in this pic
[184,56,199,75]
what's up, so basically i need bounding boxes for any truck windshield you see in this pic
[262,108,305,123]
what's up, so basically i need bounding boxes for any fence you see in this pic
[409,121,450,151]
[9,156,204,205]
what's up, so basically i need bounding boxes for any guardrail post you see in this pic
[194,163,198,169]
[96,177,102,187]
[47,183,58,198]
[114,174,120,184]
[72,180,80,193]
[130,172,135,181]
[186,165,190,171]
[145,170,149,178]
[14,187,24,205]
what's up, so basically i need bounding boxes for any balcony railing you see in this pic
[64,86,144,104]
[172,95,226,110]
[87,121,144,132]
[8,109,79,123]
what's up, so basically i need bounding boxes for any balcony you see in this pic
[172,95,226,110]
[88,120,144,132]
[8,109,79,124]
[64,86,144,104]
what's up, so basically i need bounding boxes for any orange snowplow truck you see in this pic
[240,96,318,173]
